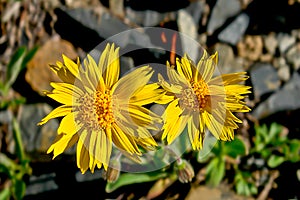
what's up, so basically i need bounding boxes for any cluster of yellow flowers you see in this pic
[38,43,251,173]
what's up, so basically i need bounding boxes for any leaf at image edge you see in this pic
[105,171,168,193]
[267,155,285,168]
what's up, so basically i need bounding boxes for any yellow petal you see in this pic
[57,112,81,134]
[62,54,79,78]
[176,56,193,81]
[112,66,153,100]
[103,43,120,88]
[38,105,72,125]
[111,123,141,155]
[196,51,218,82]
[77,130,89,174]
[130,83,166,105]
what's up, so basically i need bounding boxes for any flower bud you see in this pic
[105,159,121,183]
[174,159,195,183]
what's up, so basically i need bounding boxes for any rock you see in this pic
[252,72,300,119]
[120,56,135,76]
[237,35,263,61]
[25,173,58,196]
[207,0,241,35]
[18,104,59,157]
[277,33,296,54]
[278,65,290,82]
[286,43,300,70]
[218,13,250,45]
[178,9,198,61]
[263,33,278,55]
[184,1,205,25]
[109,0,125,18]
[125,8,169,26]
[272,57,287,69]
[250,63,280,100]
[26,36,78,95]
[214,43,244,74]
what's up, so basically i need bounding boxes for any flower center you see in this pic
[179,80,210,112]
[76,89,114,130]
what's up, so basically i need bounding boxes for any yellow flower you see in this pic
[159,50,251,150]
[38,43,163,173]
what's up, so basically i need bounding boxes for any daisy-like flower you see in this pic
[159,50,251,150]
[38,43,163,173]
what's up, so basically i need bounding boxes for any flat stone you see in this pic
[26,36,78,95]
[250,63,280,100]
[263,33,278,55]
[252,72,300,119]
[286,43,300,70]
[178,9,198,61]
[214,43,244,74]
[19,104,59,156]
[207,0,241,35]
[125,8,168,26]
[277,33,296,54]
[278,65,290,82]
[25,173,58,196]
[237,35,263,61]
[218,13,250,45]
[184,1,205,25]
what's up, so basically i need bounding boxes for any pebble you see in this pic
[250,63,280,100]
[286,43,300,70]
[207,0,241,35]
[218,13,250,45]
[277,65,290,82]
[263,33,278,55]
[237,35,263,61]
[252,72,300,119]
[277,33,296,54]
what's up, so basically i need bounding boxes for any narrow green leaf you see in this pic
[13,179,26,200]
[105,171,168,193]
[206,157,225,187]
[224,138,246,158]
[12,117,25,161]
[0,188,10,200]
[6,47,26,88]
[267,155,285,168]
[22,46,38,67]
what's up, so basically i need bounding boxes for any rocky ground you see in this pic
[1,0,300,199]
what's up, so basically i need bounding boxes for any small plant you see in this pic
[0,118,32,200]
[198,122,300,197]
[0,46,37,109]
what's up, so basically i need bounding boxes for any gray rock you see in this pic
[125,7,168,27]
[264,33,278,55]
[25,173,58,196]
[277,33,296,54]
[286,44,300,70]
[250,63,280,100]
[178,9,198,61]
[19,104,58,155]
[184,1,205,25]
[207,0,241,35]
[214,43,244,74]
[278,65,290,82]
[272,57,287,69]
[252,72,300,119]
[218,13,249,45]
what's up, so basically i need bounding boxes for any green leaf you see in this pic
[267,155,285,168]
[0,153,19,175]
[268,123,282,144]
[0,188,10,200]
[23,46,38,66]
[12,179,26,200]
[206,157,225,187]
[224,138,246,158]
[5,47,26,89]
[12,117,25,162]
[105,171,168,193]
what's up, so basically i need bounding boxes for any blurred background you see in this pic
[1,0,300,199]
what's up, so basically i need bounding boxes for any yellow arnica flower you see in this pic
[159,50,251,150]
[38,43,163,173]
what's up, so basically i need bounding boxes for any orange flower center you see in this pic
[76,89,115,130]
[179,80,210,112]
